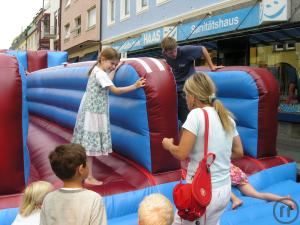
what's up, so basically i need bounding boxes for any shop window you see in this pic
[121,0,130,21]
[250,43,300,114]
[87,6,96,29]
[137,0,148,14]
[108,0,115,25]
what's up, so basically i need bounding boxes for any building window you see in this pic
[87,6,96,29]
[274,44,284,52]
[286,42,295,50]
[73,16,81,37]
[108,0,115,25]
[42,14,50,37]
[156,0,170,6]
[274,43,296,52]
[65,0,71,8]
[121,0,130,21]
[137,0,148,13]
[54,11,58,36]
[64,23,70,39]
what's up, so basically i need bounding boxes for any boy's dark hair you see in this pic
[49,144,87,180]
[161,37,177,51]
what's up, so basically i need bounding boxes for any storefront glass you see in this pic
[250,42,300,114]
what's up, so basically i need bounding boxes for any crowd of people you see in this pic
[11,37,296,225]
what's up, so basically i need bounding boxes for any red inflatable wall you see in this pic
[0,54,25,194]
[27,50,47,73]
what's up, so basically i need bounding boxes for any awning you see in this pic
[68,56,79,63]
[79,51,98,62]
[249,27,300,45]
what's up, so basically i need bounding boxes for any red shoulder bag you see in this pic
[173,108,216,221]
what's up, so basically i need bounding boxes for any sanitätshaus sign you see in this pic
[112,4,260,53]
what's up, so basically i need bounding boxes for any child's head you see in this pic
[161,37,177,59]
[49,144,88,181]
[98,47,121,73]
[138,193,174,225]
[19,181,53,217]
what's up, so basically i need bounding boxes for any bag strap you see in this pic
[199,108,215,168]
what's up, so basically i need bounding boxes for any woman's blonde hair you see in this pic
[88,47,121,75]
[138,193,174,225]
[183,72,234,133]
[19,181,53,217]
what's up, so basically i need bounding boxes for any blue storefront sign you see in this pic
[178,4,260,40]
[112,4,260,53]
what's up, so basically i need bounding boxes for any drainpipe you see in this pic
[99,0,102,51]
[59,0,62,50]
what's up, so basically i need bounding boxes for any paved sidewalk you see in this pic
[276,134,300,181]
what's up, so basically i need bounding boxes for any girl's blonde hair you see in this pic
[183,72,234,133]
[88,47,121,75]
[19,181,53,217]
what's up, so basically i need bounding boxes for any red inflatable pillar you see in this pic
[0,54,25,194]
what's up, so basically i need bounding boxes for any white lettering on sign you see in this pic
[143,30,161,45]
[192,17,240,34]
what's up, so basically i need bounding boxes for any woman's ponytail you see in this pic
[213,100,234,133]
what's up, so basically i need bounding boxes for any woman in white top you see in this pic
[12,181,53,225]
[162,72,243,225]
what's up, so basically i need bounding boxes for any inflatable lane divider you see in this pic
[111,152,157,186]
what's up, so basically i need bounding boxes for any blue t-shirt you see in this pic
[164,45,203,92]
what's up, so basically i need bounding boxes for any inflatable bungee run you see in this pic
[0,50,299,225]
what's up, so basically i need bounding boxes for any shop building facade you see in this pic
[102,0,300,123]
[61,0,101,62]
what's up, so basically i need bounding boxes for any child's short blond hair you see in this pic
[20,181,53,217]
[138,193,174,225]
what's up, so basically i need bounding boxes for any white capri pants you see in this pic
[172,183,231,225]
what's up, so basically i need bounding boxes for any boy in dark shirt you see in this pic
[161,37,222,124]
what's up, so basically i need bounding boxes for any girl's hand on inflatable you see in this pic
[162,138,174,151]
[135,77,146,88]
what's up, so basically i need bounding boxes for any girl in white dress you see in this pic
[12,181,53,225]
[72,47,146,185]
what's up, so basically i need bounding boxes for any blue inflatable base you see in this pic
[1,163,299,225]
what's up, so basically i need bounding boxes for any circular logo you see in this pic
[273,200,299,224]
[263,0,286,19]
